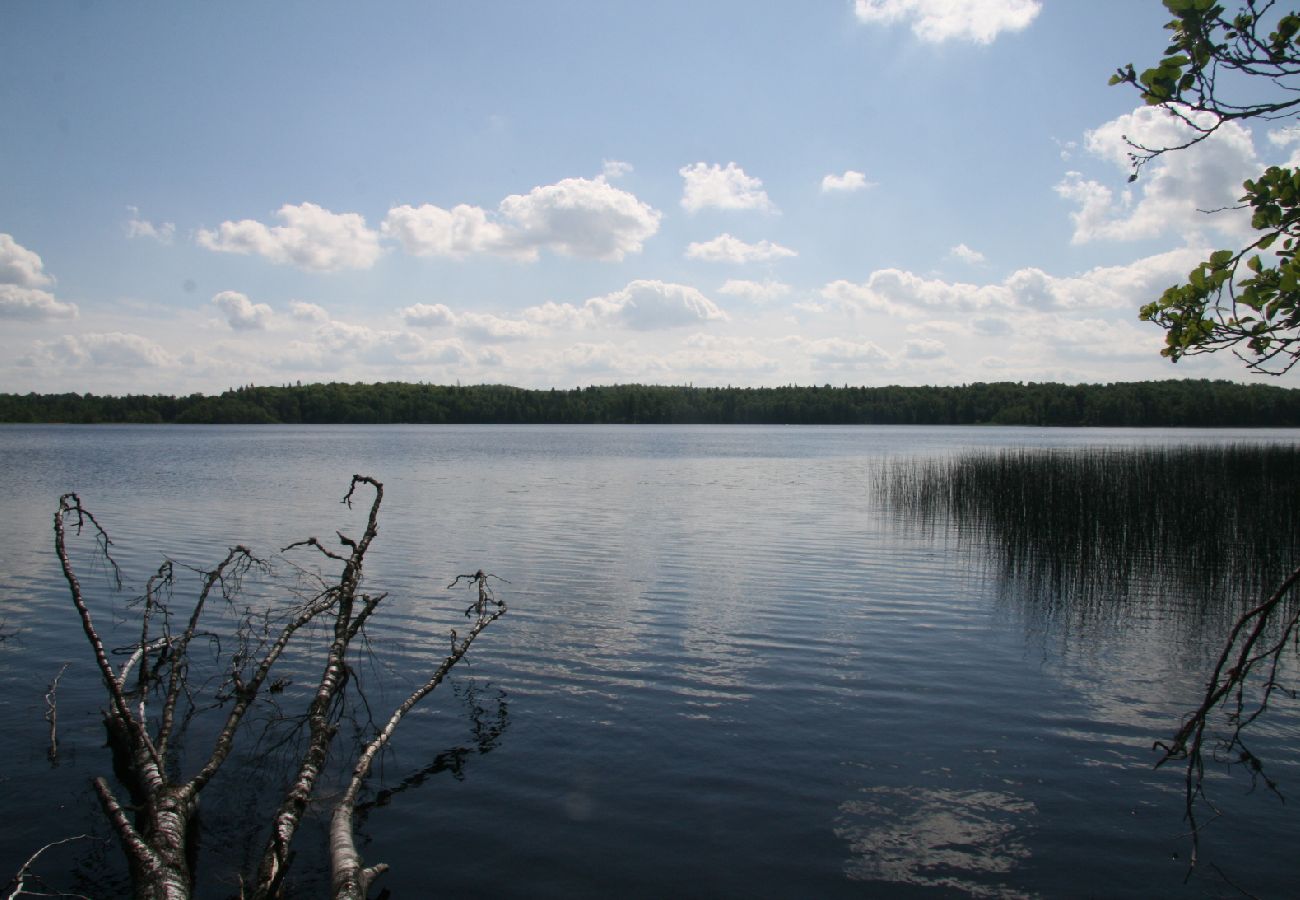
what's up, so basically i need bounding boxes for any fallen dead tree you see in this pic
[50,475,506,899]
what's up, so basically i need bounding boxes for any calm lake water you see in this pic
[1,424,1298,898]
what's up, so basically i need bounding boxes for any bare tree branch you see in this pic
[5,834,96,900]
[51,475,506,899]
[329,571,507,898]
[1155,560,1300,871]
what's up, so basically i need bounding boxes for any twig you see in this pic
[44,664,69,764]
[5,834,95,900]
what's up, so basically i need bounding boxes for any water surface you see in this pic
[1,425,1297,898]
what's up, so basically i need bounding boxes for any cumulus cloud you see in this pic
[197,202,384,272]
[822,270,1003,317]
[949,243,986,264]
[822,247,1205,318]
[270,305,478,372]
[525,280,728,332]
[1057,106,1256,243]
[0,284,78,320]
[290,301,330,322]
[522,301,587,329]
[821,170,874,193]
[686,233,797,263]
[32,332,175,369]
[384,175,661,262]
[601,159,633,180]
[854,0,1041,44]
[680,162,776,213]
[382,204,511,259]
[497,176,662,260]
[454,312,541,342]
[0,233,53,287]
[586,280,729,330]
[400,302,456,328]
[125,206,176,244]
[0,234,78,321]
[399,302,540,341]
[717,279,792,302]
[212,290,272,331]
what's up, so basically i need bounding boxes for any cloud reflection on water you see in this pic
[836,786,1037,899]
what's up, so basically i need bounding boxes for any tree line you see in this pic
[4,378,1300,427]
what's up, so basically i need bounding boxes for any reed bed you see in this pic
[877,444,1300,616]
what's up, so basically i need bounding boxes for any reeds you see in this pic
[877,444,1300,617]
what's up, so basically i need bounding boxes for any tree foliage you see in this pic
[1113,0,1300,372]
[4,378,1300,427]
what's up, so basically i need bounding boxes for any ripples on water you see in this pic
[1,425,1298,898]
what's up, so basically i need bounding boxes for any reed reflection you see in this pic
[877,444,1300,626]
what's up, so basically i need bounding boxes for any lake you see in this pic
[1,424,1298,898]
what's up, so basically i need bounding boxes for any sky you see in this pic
[4,0,1299,395]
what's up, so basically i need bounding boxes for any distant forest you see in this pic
[5,379,1300,427]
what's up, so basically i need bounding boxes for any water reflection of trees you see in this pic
[877,444,1300,626]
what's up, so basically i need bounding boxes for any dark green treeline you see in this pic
[4,379,1300,427]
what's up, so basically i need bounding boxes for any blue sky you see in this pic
[3,0,1296,394]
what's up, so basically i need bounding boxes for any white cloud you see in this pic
[822,247,1203,318]
[601,159,633,180]
[904,338,947,359]
[400,302,457,328]
[212,290,272,331]
[587,280,729,330]
[949,243,986,264]
[559,341,633,374]
[385,176,661,262]
[679,162,776,213]
[908,319,967,335]
[669,334,781,376]
[1004,246,1207,311]
[971,316,1013,336]
[271,307,477,372]
[1039,317,1162,360]
[454,311,541,342]
[717,279,792,303]
[854,0,1041,44]
[686,233,797,263]
[382,204,511,259]
[821,170,874,193]
[0,233,53,287]
[498,176,662,261]
[0,284,78,320]
[399,302,541,341]
[0,234,77,320]
[823,270,1005,317]
[528,280,728,332]
[197,202,384,272]
[1058,106,1256,243]
[290,301,330,323]
[522,301,586,329]
[125,206,175,244]
[32,332,175,369]
[797,336,894,367]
